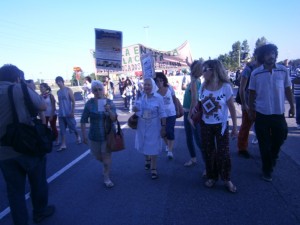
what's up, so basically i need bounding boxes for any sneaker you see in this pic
[167,151,174,159]
[238,151,250,159]
[252,137,258,144]
[262,173,272,182]
[33,205,55,223]
[297,124,300,130]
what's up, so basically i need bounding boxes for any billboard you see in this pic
[95,28,123,71]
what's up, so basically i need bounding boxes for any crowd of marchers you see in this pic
[0,43,298,225]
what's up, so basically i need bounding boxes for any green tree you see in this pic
[255,36,268,48]
[241,40,250,62]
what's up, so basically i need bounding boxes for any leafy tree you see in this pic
[255,37,268,48]
[241,40,250,61]
[89,73,96,80]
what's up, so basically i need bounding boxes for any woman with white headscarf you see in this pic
[133,77,167,179]
[80,80,117,188]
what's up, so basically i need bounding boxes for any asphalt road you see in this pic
[1,89,300,225]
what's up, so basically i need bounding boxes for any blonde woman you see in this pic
[197,60,238,193]
[80,80,117,188]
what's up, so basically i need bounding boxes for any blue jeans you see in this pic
[0,155,49,225]
[295,97,300,125]
[183,112,203,159]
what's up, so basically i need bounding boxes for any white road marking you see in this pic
[1,123,128,220]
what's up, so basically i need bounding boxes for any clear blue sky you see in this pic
[1,0,300,80]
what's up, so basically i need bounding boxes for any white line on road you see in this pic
[0,123,128,220]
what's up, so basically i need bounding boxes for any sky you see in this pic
[1,0,300,80]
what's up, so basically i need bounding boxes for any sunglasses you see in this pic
[92,88,103,92]
[203,67,213,72]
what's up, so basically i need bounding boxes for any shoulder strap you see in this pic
[21,82,37,117]
[7,85,19,123]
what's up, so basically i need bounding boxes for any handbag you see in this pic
[107,119,125,152]
[191,101,203,124]
[175,97,184,118]
[1,84,54,156]
[128,113,138,129]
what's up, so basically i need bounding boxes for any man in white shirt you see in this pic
[248,44,295,182]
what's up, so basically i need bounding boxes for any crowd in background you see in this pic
[0,42,299,224]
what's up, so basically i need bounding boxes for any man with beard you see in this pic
[248,44,295,182]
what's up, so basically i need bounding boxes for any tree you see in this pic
[241,40,250,62]
[255,37,268,48]
[218,53,233,70]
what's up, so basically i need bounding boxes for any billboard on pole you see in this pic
[95,28,123,71]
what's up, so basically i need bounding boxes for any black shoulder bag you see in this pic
[1,84,54,156]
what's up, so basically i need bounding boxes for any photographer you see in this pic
[0,64,55,225]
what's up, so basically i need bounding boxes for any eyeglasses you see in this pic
[203,67,213,72]
[92,88,103,92]
[155,79,164,83]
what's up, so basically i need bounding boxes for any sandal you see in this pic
[184,159,197,167]
[104,179,114,188]
[205,179,216,188]
[151,169,158,180]
[145,159,151,170]
[225,181,237,193]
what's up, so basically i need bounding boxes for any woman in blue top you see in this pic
[80,80,117,188]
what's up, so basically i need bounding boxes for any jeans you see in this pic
[295,97,300,125]
[183,112,204,160]
[255,112,288,174]
[0,155,49,225]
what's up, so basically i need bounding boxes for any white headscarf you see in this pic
[144,77,158,94]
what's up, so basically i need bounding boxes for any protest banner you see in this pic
[141,53,155,79]
[95,28,123,71]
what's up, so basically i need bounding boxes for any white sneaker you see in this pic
[251,137,258,144]
[167,151,174,159]
[297,124,300,130]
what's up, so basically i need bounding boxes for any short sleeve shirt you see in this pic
[248,64,291,115]
[80,98,116,142]
[199,83,233,124]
